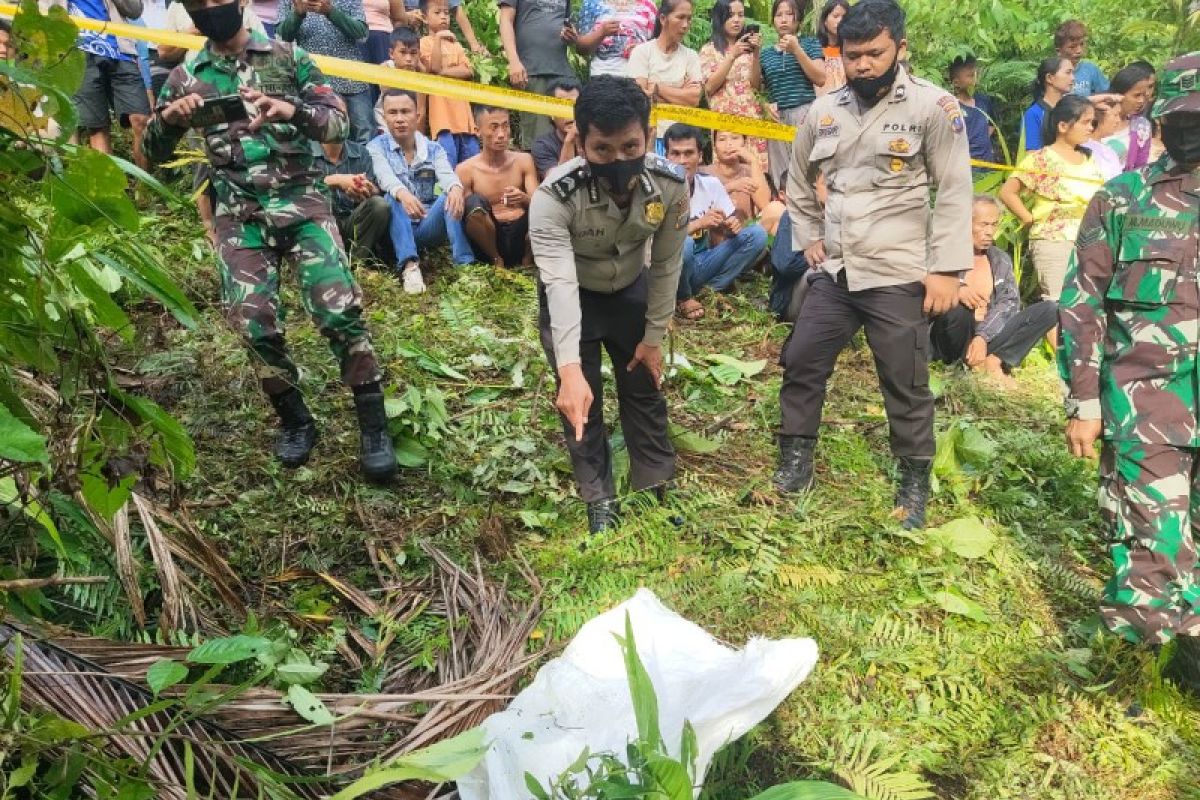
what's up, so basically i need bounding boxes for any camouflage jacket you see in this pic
[144,30,348,227]
[1058,156,1200,444]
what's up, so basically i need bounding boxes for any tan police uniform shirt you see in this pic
[785,66,973,291]
[530,154,690,366]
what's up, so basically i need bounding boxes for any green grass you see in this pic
[122,203,1200,800]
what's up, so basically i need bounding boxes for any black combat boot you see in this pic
[894,457,932,530]
[773,435,816,493]
[587,498,621,535]
[1165,635,1200,695]
[268,388,318,468]
[353,390,397,484]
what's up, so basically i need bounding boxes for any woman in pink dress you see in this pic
[699,0,766,168]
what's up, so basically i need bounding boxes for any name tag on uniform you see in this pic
[251,55,298,97]
[817,114,840,139]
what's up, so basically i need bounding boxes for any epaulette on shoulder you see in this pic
[547,163,589,201]
[645,154,686,183]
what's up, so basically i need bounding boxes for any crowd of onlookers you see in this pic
[0,1,1174,381]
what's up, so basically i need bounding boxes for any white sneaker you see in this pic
[400,262,426,295]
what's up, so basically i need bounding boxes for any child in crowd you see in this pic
[457,105,538,268]
[948,54,996,165]
[375,27,427,130]
[1023,56,1074,151]
[999,95,1105,315]
[814,0,847,95]
[1054,19,1109,96]
[420,0,480,166]
[759,0,823,189]
[1101,62,1155,172]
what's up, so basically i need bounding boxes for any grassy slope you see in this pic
[132,206,1200,800]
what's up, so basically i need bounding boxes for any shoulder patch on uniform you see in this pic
[645,154,685,183]
[935,95,965,134]
[548,165,589,201]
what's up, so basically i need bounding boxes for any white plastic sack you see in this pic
[458,588,819,799]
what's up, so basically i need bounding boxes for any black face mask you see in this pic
[1162,123,1200,166]
[588,157,645,193]
[189,1,243,43]
[848,56,900,101]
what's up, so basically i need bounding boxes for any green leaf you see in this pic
[619,612,663,749]
[0,477,61,551]
[668,422,722,454]
[146,659,188,696]
[276,660,329,686]
[110,387,196,480]
[65,258,134,342]
[706,353,767,378]
[747,781,869,800]
[517,510,558,529]
[30,717,92,742]
[48,148,140,232]
[13,0,86,96]
[79,472,135,522]
[94,247,199,331]
[644,755,693,800]
[328,727,488,799]
[955,424,996,468]
[524,773,551,800]
[187,634,272,665]
[929,589,991,623]
[926,517,997,559]
[0,400,47,463]
[708,363,744,385]
[393,434,428,468]
[286,684,335,726]
[679,720,699,775]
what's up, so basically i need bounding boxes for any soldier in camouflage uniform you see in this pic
[144,0,396,483]
[1059,52,1200,683]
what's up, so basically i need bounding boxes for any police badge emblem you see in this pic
[645,200,665,225]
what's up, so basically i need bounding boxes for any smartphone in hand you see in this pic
[189,95,250,128]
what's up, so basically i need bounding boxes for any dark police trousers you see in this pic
[538,273,676,502]
[780,270,934,458]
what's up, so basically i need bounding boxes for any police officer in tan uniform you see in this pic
[773,0,972,529]
[529,75,690,535]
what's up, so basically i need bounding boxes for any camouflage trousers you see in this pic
[1099,439,1200,644]
[215,212,382,395]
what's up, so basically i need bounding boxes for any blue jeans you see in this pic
[435,131,480,168]
[341,90,377,144]
[388,193,474,266]
[769,213,810,319]
[677,224,768,301]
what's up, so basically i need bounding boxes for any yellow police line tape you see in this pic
[0,3,1037,175]
[0,3,802,140]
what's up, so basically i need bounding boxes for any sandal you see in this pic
[676,299,705,320]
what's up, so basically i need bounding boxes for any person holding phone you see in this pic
[144,0,397,485]
[698,0,765,168]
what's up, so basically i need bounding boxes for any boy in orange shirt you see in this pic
[375,27,428,132]
[419,0,480,166]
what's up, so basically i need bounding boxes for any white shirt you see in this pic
[687,172,735,220]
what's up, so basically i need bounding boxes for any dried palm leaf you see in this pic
[4,546,542,793]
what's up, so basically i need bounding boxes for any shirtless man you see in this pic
[702,131,784,235]
[456,105,539,267]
